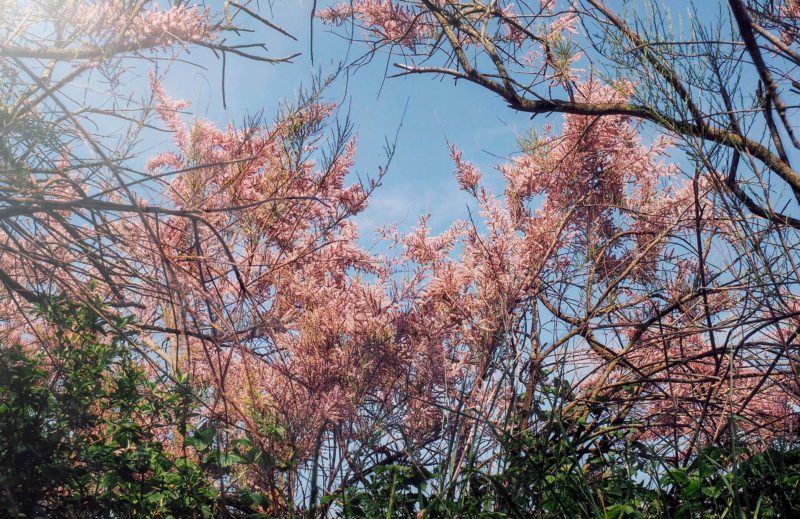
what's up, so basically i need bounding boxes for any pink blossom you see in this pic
[450,145,482,193]
[70,2,216,51]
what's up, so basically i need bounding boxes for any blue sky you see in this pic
[156,0,789,242]
[160,0,534,239]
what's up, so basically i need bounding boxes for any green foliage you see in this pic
[0,298,221,518]
[322,419,800,518]
[329,464,437,518]
[668,446,800,518]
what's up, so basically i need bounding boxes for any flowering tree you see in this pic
[2,0,800,517]
[0,1,443,513]
[0,0,371,512]
[317,0,800,512]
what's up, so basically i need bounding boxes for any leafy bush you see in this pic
[0,299,222,518]
[322,417,800,518]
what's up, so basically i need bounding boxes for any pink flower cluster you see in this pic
[70,2,216,50]
[780,0,800,44]
[319,0,435,48]
[120,81,452,463]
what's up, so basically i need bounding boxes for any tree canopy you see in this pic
[2,1,800,517]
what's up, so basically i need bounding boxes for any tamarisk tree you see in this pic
[316,0,800,513]
[2,0,800,516]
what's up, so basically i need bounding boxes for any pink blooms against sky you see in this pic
[157,1,536,239]
[5,1,800,493]
[156,0,710,242]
